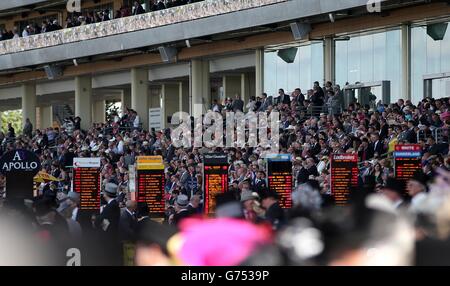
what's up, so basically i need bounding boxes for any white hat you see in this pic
[286,125,295,130]
[109,138,116,142]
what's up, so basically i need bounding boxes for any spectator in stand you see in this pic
[133,1,146,15]
[23,118,33,138]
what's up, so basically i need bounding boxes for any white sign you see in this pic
[149,108,163,131]
[73,158,101,168]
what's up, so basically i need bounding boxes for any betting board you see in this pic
[73,158,102,211]
[136,156,165,217]
[330,154,359,206]
[394,144,422,182]
[266,154,293,209]
[203,153,229,215]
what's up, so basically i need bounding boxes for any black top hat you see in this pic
[382,178,406,195]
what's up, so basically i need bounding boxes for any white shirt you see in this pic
[133,115,140,128]
[117,140,124,154]
[22,29,29,37]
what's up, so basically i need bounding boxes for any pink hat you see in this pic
[173,218,273,266]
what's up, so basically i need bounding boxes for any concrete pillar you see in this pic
[162,83,181,128]
[21,83,37,129]
[255,49,264,98]
[401,24,412,101]
[190,59,210,118]
[148,86,161,109]
[180,81,190,113]
[223,75,242,101]
[93,100,105,124]
[241,73,251,108]
[75,75,92,130]
[324,36,336,84]
[39,106,53,129]
[131,68,149,130]
[121,89,132,111]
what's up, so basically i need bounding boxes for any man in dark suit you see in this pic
[119,200,138,242]
[133,1,146,15]
[277,89,291,105]
[258,93,272,112]
[231,94,244,112]
[405,120,417,143]
[368,133,384,159]
[258,189,285,229]
[254,171,268,191]
[93,183,121,265]
[94,183,121,236]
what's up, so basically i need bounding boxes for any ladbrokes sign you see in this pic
[0,149,41,176]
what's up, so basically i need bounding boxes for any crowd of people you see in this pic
[0,1,204,42]
[0,79,450,266]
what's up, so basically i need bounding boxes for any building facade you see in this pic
[0,0,450,130]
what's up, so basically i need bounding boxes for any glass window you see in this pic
[411,22,450,102]
[264,42,324,96]
[335,29,402,104]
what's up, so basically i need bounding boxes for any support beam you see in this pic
[190,59,210,118]
[401,24,412,101]
[93,100,106,124]
[241,73,251,109]
[323,36,336,84]
[180,82,189,113]
[223,75,241,101]
[21,83,37,130]
[255,49,264,97]
[162,83,181,128]
[121,89,132,111]
[131,68,149,130]
[75,75,92,130]
[39,106,53,130]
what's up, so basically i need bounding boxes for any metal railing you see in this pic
[417,127,449,144]
[297,104,343,119]
[0,0,286,56]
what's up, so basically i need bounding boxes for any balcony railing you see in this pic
[0,0,286,56]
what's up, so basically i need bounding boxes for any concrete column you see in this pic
[401,24,412,101]
[39,106,53,129]
[162,83,181,128]
[93,100,105,124]
[255,49,264,98]
[21,83,37,129]
[223,75,242,101]
[190,59,210,118]
[324,36,336,84]
[241,73,251,108]
[148,86,161,109]
[180,82,190,113]
[131,68,149,130]
[121,89,132,111]
[75,75,92,130]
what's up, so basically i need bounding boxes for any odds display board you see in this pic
[73,158,101,211]
[330,154,359,205]
[136,156,165,217]
[203,153,229,215]
[266,154,293,209]
[394,144,422,182]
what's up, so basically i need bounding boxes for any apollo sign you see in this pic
[0,150,41,176]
